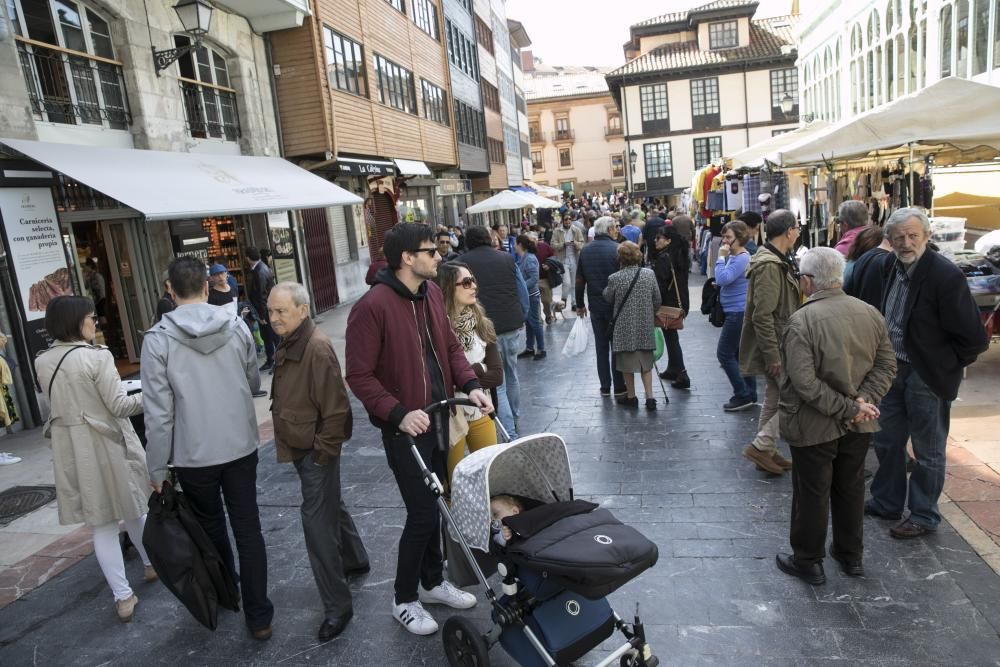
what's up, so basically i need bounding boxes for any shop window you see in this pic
[412,0,438,41]
[639,84,669,133]
[10,0,130,129]
[558,147,572,168]
[610,154,624,178]
[374,54,417,114]
[176,37,240,141]
[691,77,720,128]
[420,79,448,125]
[708,20,738,49]
[323,27,367,97]
[693,136,722,168]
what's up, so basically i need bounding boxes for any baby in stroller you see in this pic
[489,495,523,547]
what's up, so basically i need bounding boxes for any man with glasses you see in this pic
[345,223,493,636]
[739,210,802,475]
[435,229,459,262]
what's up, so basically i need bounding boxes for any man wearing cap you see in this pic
[207,264,238,315]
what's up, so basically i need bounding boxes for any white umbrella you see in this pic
[517,191,562,209]
[465,190,540,214]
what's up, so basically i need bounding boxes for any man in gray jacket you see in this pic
[142,256,274,641]
[774,248,896,586]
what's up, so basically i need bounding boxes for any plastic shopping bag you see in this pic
[562,315,593,356]
[653,327,665,362]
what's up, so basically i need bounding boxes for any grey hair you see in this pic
[630,210,641,221]
[799,247,845,291]
[838,200,869,229]
[884,207,930,238]
[272,282,311,307]
[594,216,615,236]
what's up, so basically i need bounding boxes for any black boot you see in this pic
[671,370,691,390]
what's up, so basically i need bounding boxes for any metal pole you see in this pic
[908,142,915,207]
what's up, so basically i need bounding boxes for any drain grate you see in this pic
[0,485,57,526]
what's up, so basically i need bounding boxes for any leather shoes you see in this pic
[251,625,273,641]
[345,564,370,577]
[318,611,353,642]
[829,548,864,577]
[863,501,902,521]
[890,519,934,539]
[775,553,826,585]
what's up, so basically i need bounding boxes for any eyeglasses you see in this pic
[456,277,477,289]
[800,273,814,279]
[409,248,438,257]
[88,314,99,321]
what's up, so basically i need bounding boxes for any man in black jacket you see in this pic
[576,217,626,399]
[858,208,988,539]
[246,247,278,371]
[462,225,527,438]
[844,235,892,307]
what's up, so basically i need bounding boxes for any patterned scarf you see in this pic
[453,306,478,351]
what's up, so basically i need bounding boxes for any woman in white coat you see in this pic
[34,296,156,623]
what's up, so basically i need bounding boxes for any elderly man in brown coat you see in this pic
[774,248,896,586]
[268,282,369,642]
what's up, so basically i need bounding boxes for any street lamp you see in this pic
[629,148,637,169]
[780,93,795,115]
[152,0,215,75]
[627,148,638,199]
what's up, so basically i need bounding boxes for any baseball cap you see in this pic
[209,263,228,275]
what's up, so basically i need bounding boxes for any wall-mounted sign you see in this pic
[335,158,395,176]
[267,210,290,228]
[439,178,471,195]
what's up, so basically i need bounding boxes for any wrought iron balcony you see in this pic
[553,128,575,141]
[605,125,623,136]
[16,38,131,130]
[180,78,242,142]
[529,129,543,143]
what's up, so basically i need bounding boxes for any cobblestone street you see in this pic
[2,280,1000,666]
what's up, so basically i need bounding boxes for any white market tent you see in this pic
[524,180,564,198]
[780,77,1000,167]
[729,120,830,168]
[465,190,559,214]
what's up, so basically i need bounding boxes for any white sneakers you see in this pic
[0,452,22,465]
[418,581,477,609]
[393,601,439,635]
[393,581,478,635]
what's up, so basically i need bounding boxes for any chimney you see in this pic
[521,49,534,72]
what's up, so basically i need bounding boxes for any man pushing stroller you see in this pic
[346,224,494,635]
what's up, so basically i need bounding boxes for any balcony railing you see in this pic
[552,128,575,141]
[180,77,242,142]
[605,125,623,136]
[16,37,131,130]
[529,130,543,143]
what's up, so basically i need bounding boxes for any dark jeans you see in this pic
[716,311,757,401]
[293,451,369,620]
[383,431,445,603]
[174,451,274,631]
[870,364,950,529]
[663,327,685,373]
[524,293,545,352]
[789,432,869,564]
[589,308,624,394]
[260,321,279,365]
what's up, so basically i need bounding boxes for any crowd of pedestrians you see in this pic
[29,185,991,645]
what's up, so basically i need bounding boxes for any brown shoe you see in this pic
[252,625,273,641]
[890,519,934,539]
[144,565,159,583]
[771,451,793,470]
[743,445,784,475]
[116,594,138,623]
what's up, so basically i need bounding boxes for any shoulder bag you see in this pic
[655,267,686,330]
[37,344,88,431]
[607,267,642,340]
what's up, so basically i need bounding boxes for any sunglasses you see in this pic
[409,247,438,256]
[456,277,477,289]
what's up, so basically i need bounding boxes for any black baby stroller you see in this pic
[410,399,660,667]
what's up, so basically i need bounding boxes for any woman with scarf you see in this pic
[435,262,504,482]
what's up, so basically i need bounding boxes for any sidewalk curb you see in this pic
[940,499,1000,576]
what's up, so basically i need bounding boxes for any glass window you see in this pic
[54,0,86,52]
[558,147,571,167]
[643,142,673,179]
[530,150,542,169]
[611,154,625,178]
[86,9,112,58]
[374,54,417,114]
[708,20,738,49]
[956,0,969,77]
[639,84,668,121]
[420,79,447,125]
[995,0,1000,68]
[324,28,367,97]
[412,0,438,40]
[475,16,493,55]
[445,20,478,80]
[385,0,403,13]
[691,77,719,116]
[941,4,953,77]
[770,68,798,116]
[693,136,722,167]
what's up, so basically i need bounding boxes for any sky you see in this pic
[504,0,796,68]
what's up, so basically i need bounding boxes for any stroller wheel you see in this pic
[442,616,490,667]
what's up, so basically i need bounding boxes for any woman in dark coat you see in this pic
[653,226,691,389]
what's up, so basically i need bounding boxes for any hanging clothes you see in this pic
[743,174,762,213]
[725,173,742,211]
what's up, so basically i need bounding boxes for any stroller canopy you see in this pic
[450,434,573,552]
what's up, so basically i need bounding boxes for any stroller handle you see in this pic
[420,397,510,442]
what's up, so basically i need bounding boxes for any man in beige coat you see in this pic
[268,282,369,643]
[551,214,585,309]
[774,248,896,586]
[739,210,802,475]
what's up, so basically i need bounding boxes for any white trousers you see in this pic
[92,516,150,601]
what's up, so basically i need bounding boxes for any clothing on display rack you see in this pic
[0,356,16,427]
[743,174,762,213]
[725,173,742,211]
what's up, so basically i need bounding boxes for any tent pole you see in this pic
[908,142,914,207]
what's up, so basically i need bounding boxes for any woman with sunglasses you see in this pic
[34,295,156,624]
[435,262,503,482]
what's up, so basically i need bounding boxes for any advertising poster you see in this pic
[0,188,73,356]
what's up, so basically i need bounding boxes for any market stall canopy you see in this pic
[393,158,432,176]
[780,78,1000,167]
[466,190,551,214]
[729,120,830,168]
[0,138,363,221]
[524,180,564,198]
[515,191,562,209]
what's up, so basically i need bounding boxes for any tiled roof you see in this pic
[631,0,759,29]
[611,15,797,77]
[525,73,612,101]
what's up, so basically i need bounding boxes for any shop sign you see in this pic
[0,187,73,355]
[335,160,395,176]
[439,179,471,195]
[267,210,290,228]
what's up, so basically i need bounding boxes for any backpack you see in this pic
[545,257,565,289]
[700,278,726,328]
